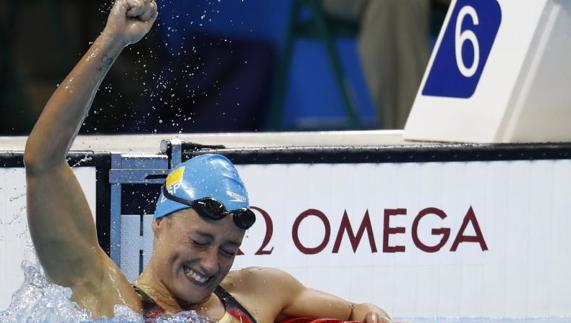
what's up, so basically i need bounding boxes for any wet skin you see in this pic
[23,0,391,321]
[137,209,244,312]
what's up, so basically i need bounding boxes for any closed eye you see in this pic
[191,239,208,247]
[220,248,238,257]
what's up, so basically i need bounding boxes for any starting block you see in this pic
[405,0,571,143]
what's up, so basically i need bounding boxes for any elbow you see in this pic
[24,139,41,171]
[24,138,59,174]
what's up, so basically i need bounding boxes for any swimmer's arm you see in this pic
[24,34,125,173]
[24,22,128,288]
[25,0,157,171]
[24,0,156,314]
[244,268,391,323]
[285,287,391,323]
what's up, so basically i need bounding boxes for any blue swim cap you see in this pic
[154,154,249,219]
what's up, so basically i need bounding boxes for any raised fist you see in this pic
[103,0,158,46]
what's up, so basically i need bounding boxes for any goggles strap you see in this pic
[161,185,194,207]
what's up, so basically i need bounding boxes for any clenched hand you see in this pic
[103,0,158,46]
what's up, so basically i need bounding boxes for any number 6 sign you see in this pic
[423,0,502,98]
[405,0,571,143]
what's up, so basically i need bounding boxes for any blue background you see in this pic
[158,0,376,129]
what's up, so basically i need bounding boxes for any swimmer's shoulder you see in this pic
[222,266,303,297]
[221,267,303,320]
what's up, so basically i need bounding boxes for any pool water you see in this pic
[0,262,567,323]
[0,261,211,323]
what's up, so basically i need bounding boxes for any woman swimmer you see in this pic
[23,0,391,322]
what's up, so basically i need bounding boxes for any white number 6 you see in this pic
[455,5,480,78]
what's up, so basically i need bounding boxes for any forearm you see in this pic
[25,33,126,172]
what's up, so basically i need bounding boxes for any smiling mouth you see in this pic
[182,264,212,285]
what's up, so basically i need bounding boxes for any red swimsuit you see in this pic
[133,285,257,323]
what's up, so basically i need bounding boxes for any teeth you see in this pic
[183,266,209,284]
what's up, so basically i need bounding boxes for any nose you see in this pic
[198,247,219,275]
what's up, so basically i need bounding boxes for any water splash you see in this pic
[0,262,212,323]
[0,261,91,323]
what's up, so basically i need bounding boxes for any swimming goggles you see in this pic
[161,185,256,230]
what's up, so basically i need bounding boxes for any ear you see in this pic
[152,217,166,236]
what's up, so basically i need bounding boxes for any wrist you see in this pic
[81,33,126,75]
[348,303,357,320]
[98,30,130,50]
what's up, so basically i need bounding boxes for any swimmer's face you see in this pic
[152,208,245,306]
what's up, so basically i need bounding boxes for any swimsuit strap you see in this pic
[132,285,167,322]
[214,285,257,323]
